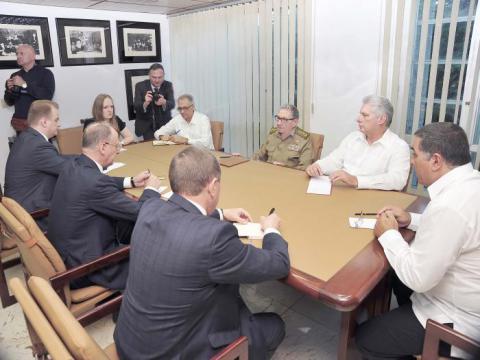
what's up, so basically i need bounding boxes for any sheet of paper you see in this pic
[103,162,125,174]
[307,176,332,195]
[119,148,127,152]
[152,140,176,146]
[348,217,376,230]
[233,222,264,239]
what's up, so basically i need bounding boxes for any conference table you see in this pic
[109,142,428,359]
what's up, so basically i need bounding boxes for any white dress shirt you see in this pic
[378,163,480,353]
[154,111,214,150]
[315,129,410,190]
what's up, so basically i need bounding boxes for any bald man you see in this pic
[4,44,55,133]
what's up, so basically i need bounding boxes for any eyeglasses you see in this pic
[105,142,122,151]
[274,115,295,123]
[177,105,193,111]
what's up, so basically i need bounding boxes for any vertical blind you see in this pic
[169,0,312,156]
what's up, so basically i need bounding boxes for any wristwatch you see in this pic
[21,82,27,89]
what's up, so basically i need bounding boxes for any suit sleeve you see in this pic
[207,223,290,284]
[164,82,175,112]
[33,142,68,175]
[134,82,147,115]
[26,69,55,100]
[4,80,15,106]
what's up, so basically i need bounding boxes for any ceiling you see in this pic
[2,0,243,15]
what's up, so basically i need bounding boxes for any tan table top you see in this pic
[110,143,426,311]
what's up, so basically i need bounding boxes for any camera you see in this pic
[153,89,162,102]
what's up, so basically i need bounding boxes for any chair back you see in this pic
[310,132,325,161]
[57,126,83,155]
[0,197,71,306]
[9,277,74,360]
[210,121,224,151]
[28,276,111,360]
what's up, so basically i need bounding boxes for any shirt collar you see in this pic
[427,163,474,200]
[31,127,49,142]
[182,111,196,124]
[92,159,104,173]
[357,128,391,146]
[276,127,296,139]
[185,198,207,215]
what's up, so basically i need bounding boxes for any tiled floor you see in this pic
[0,263,345,359]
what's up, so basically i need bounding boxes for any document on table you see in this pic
[119,148,127,152]
[348,217,376,229]
[152,140,176,146]
[103,162,125,174]
[307,176,332,195]
[233,222,264,239]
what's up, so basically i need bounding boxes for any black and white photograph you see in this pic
[117,21,161,63]
[124,68,149,120]
[0,15,53,69]
[56,18,112,66]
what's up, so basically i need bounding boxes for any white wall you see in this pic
[310,0,385,155]
[0,1,170,184]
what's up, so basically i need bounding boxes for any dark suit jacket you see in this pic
[134,79,174,138]
[114,194,290,360]
[4,127,70,214]
[47,155,159,290]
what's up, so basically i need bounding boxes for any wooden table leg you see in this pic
[338,309,357,360]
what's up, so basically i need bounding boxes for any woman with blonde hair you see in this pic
[83,94,134,145]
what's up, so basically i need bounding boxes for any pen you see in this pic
[268,208,275,215]
[354,212,376,216]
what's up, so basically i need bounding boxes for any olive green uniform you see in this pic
[253,127,313,170]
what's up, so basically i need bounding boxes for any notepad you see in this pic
[152,140,176,146]
[103,162,125,174]
[306,176,332,195]
[234,222,264,239]
[348,217,376,230]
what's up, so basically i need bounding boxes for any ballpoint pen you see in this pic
[268,208,275,215]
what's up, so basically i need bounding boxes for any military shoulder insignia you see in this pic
[295,127,310,139]
[269,127,278,135]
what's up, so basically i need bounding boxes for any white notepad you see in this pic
[348,217,376,229]
[103,162,125,174]
[152,140,176,146]
[233,222,264,239]
[307,176,332,195]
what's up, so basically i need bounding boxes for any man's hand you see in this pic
[145,174,162,189]
[6,78,14,90]
[155,94,166,107]
[329,170,358,187]
[171,135,188,144]
[306,163,323,177]
[160,135,171,141]
[144,91,153,108]
[377,205,411,228]
[12,75,25,87]
[223,208,252,224]
[260,213,281,231]
[132,170,151,187]
[374,211,399,238]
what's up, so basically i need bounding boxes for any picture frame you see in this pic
[124,68,149,120]
[117,21,161,63]
[56,18,113,66]
[0,15,53,69]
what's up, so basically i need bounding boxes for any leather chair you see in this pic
[12,276,248,360]
[210,120,224,151]
[310,132,325,161]
[56,126,83,155]
[421,319,480,359]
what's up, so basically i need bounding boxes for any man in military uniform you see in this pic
[253,104,313,170]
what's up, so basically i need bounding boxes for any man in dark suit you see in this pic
[4,100,67,230]
[47,123,162,290]
[134,63,175,140]
[115,146,290,360]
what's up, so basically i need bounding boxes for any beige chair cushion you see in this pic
[56,126,83,155]
[28,276,109,360]
[310,133,325,161]
[70,285,112,303]
[9,277,74,360]
[210,120,224,151]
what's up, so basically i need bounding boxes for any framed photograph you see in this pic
[117,21,161,63]
[0,15,53,69]
[56,18,113,66]
[124,68,149,120]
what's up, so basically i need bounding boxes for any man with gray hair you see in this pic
[253,104,313,170]
[154,94,214,149]
[4,44,55,133]
[356,122,480,358]
[48,122,161,290]
[306,95,410,190]
[115,146,290,359]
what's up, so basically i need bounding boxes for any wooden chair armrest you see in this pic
[49,245,130,290]
[211,336,248,360]
[30,208,49,220]
[77,293,123,327]
[422,319,480,360]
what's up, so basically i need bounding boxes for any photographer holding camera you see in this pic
[4,44,55,134]
[134,63,174,140]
